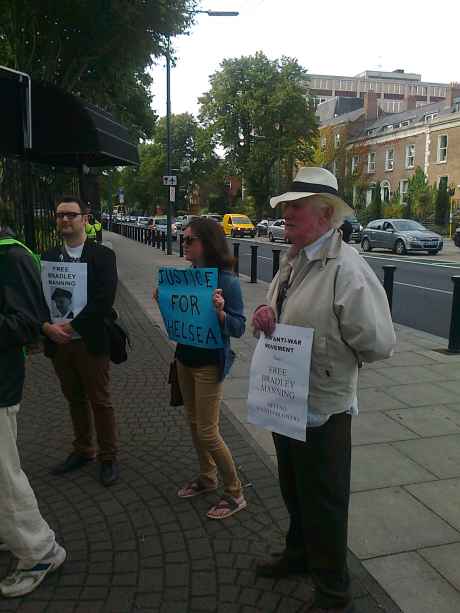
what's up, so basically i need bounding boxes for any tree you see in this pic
[368,182,382,220]
[0,0,197,137]
[111,113,219,213]
[406,167,432,220]
[199,52,318,219]
[435,177,450,226]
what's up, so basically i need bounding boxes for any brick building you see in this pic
[318,85,460,208]
[310,69,449,114]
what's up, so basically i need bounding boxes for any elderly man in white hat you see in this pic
[252,167,396,613]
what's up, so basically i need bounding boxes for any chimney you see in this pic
[404,95,417,111]
[363,92,378,121]
[447,82,460,106]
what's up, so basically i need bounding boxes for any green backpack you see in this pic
[0,237,41,271]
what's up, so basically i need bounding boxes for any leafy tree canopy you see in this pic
[0,0,197,137]
[199,52,317,218]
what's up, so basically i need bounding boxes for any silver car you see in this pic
[361,219,443,255]
[267,219,287,243]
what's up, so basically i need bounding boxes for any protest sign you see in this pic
[247,324,314,441]
[157,267,223,349]
[41,261,87,323]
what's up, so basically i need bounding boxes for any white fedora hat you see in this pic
[270,167,353,217]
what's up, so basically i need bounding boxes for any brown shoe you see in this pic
[256,554,308,578]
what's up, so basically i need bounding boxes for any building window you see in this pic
[351,155,359,174]
[438,176,449,188]
[400,180,409,204]
[437,134,448,162]
[385,148,394,171]
[401,120,410,127]
[335,133,341,147]
[367,128,376,136]
[381,180,391,202]
[454,101,460,113]
[405,144,415,169]
[367,152,376,173]
[425,113,438,123]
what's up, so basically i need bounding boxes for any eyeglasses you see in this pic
[183,236,199,245]
[56,212,83,220]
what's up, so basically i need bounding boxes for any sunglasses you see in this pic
[183,236,199,245]
[56,212,83,220]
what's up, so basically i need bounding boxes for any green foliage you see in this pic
[435,176,450,226]
[107,113,220,213]
[406,167,434,220]
[0,0,197,138]
[199,52,317,219]
[384,191,404,219]
[368,182,382,220]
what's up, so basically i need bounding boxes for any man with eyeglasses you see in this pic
[41,196,120,487]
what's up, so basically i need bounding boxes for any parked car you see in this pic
[267,219,288,243]
[151,216,177,240]
[343,216,363,243]
[222,213,256,238]
[201,214,223,224]
[176,215,199,232]
[454,227,460,248]
[361,219,443,255]
[256,219,271,237]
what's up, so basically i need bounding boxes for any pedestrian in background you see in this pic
[155,218,247,519]
[0,224,66,598]
[252,167,396,613]
[42,196,119,487]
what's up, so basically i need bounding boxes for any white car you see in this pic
[267,219,288,243]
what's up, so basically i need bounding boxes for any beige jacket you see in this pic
[267,230,396,415]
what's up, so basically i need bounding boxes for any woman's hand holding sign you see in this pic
[252,305,277,338]
[213,288,225,324]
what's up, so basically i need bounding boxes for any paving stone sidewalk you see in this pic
[0,282,399,613]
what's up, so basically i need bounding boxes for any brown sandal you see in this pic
[177,479,218,499]
[207,494,247,519]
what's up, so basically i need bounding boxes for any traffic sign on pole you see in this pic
[169,186,176,202]
[163,175,177,186]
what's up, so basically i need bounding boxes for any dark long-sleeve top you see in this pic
[0,238,48,407]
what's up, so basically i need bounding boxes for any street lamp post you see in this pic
[164,9,238,254]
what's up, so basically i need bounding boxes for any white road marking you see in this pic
[394,281,452,295]
[362,254,460,269]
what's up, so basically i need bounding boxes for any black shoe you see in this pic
[100,461,119,487]
[51,452,95,475]
[256,554,308,578]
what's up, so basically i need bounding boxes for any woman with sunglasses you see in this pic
[159,218,247,519]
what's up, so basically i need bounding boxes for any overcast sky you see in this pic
[149,0,460,119]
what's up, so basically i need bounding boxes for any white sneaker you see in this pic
[0,543,66,598]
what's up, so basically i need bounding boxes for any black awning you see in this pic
[0,68,138,167]
[29,82,139,167]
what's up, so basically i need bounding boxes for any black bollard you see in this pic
[156,230,161,249]
[272,249,281,279]
[383,265,396,313]
[448,276,460,353]
[233,243,240,276]
[179,233,184,257]
[250,245,258,283]
[161,231,166,251]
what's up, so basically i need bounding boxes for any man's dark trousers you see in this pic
[273,412,352,609]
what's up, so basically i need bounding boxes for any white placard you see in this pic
[247,324,314,441]
[41,261,87,323]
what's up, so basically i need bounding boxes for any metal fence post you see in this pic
[179,233,184,257]
[383,265,396,313]
[448,276,460,353]
[161,231,166,251]
[156,231,161,248]
[272,249,281,279]
[250,245,258,283]
[233,243,240,276]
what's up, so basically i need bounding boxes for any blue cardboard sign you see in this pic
[157,267,224,349]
